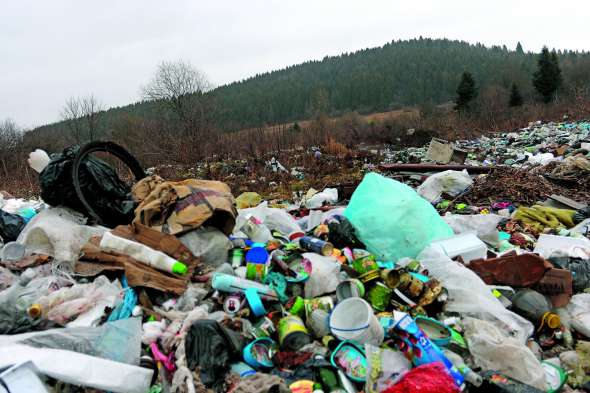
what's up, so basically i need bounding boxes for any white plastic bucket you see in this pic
[329,298,383,345]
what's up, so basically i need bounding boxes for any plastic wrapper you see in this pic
[0,344,152,393]
[365,343,411,393]
[345,173,453,261]
[0,317,142,365]
[418,245,533,342]
[463,317,547,391]
[417,170,473,203]
[303,253,341,298]
[565,294,590,338]
[17,207,107,264]
[443,213,503,246]
[36,275,122,327]
[179,227,233,268]
[0,266,16,291]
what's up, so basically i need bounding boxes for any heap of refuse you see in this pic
[0,123,589,393]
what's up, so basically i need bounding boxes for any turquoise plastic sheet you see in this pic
[344,173,453,261]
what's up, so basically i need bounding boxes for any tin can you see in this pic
[336,279,365,301]
[277,315,311,351]
[352,254,379,275]
[223,294,244,314]
[367,282,393,312]
[251,317,276,338]
[381,269,403,289]
[229,248,244,269]
[299,236,334,256]
[304,296,334,319]
[358,269,380,285]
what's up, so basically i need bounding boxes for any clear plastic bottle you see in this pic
[512,289,560,330]
[443,350,483,387]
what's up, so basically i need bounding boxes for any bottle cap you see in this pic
[543,312,561,330]
[28,304,42,318]
[172,261,188,275]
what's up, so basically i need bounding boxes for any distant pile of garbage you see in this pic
[0,120,589,393]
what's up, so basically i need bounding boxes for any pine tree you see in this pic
[455,72,477,111]
[509,83,523,107]
[533,47,562,103]
[516,42,524,54]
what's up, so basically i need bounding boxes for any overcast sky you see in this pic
[2,0,589,128]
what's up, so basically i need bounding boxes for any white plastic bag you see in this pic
[417,170,473,203]
[17,207,106,264]
[565,293,590,338]
[418,245,533,343]
[463,318,547,391]
[305,188,338,208]
[179,227,233,268]
[0,344,152,393]
[304,253,341,298]
[443,214,503,246]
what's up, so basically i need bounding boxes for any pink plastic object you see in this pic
[150,342,176,372]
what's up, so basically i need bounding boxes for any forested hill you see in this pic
[32,38,590,136]
[211,38,589,130]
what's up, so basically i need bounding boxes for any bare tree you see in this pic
[142,60,214,143]
[61,94,104,143]
[0,118,23,179]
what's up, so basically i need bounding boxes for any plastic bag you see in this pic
[179,227,233,268]
[443,213,503,246]
[463,317,547,391]
[417,170,473,204]
[39,144,140,227]
[303,252,341,298]
[184,320,243,389]
[345,173,453,261]
[1,317,142,365]
[382,363,460,393]
[305,188,338,208]
[565,294,590,338]
[234,202,302,238]
[365,344,411,393]
[0,209,26,242]
[16,207,106,264]
[36,275,122,327]
[0,266,16,291]
[0,344,152,393]
[418,245,533,343]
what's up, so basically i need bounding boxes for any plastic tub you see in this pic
[329,298,384,345]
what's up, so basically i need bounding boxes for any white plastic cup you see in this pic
[329,297,384,345]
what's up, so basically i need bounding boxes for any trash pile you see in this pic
[0,120,589,393]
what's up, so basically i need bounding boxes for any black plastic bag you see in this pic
[185,320,243,390]
[39,142,144,228]
[327,215,365,249]
[0,210,26,242]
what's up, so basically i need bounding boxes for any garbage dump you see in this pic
[0,121,589,393]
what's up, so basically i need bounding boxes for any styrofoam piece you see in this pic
[429,233,487,262]
[0,344,152,393]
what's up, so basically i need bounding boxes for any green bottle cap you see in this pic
[172,261,188,275]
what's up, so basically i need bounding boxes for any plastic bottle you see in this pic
[444,350,483,387]
[390,311,464,388]
[239,214,272,243]
[512,289,561,330]
[99,231,187,275]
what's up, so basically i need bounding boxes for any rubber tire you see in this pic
[72,141,145,226]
